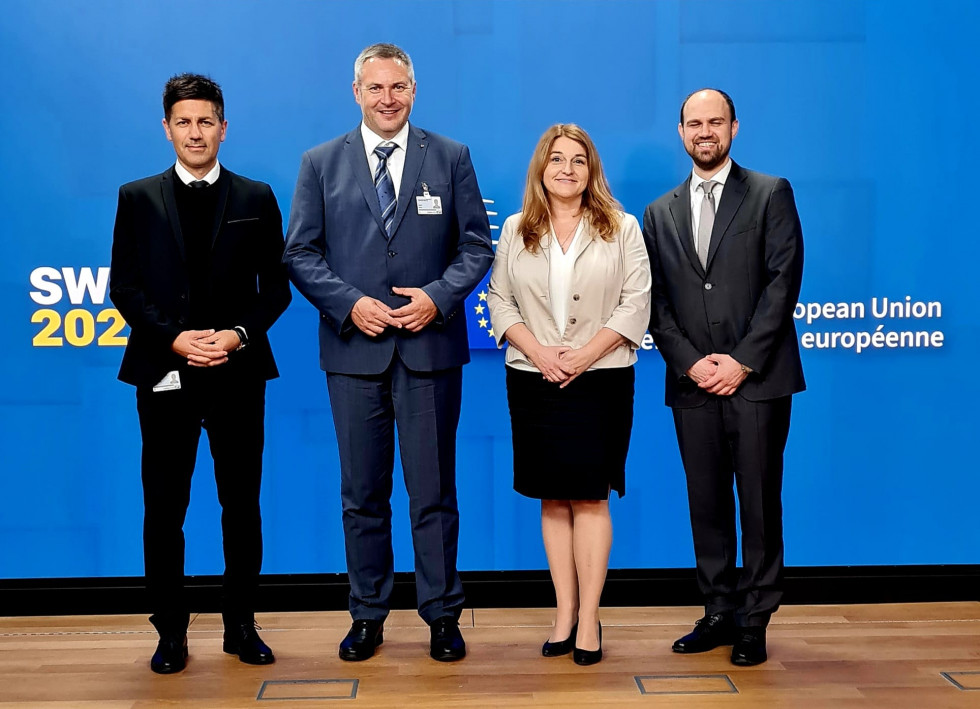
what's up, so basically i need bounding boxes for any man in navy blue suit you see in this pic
[284,43,493,662]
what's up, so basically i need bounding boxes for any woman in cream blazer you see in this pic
[488,124,651,666]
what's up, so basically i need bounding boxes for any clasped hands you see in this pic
[531,345,596,389]
[351,287,437,336]
[171,329,241,367]
[686,353,748,397]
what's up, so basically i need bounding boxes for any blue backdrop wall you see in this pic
[2,0,977,580]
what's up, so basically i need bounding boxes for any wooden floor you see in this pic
[2,604,979,708]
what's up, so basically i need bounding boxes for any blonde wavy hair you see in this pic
[517,124,622,254]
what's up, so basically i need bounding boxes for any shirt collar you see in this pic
[175,160,221,186]
[690,157,732,195]
[361,121,410,155]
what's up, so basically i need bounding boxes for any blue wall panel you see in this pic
[1,0,977,579]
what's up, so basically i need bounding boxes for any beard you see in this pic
[687,142,730,172]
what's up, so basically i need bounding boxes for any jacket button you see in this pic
[388,251,396,257]
[569,317,577,325]
[179,293,187,300]
[704,283,713,290]
[178,317,186,325]
[572,293,580,301]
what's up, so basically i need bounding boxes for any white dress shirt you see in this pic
[361,121,410,199]
[174,160,221,186]
[689,157,733,253]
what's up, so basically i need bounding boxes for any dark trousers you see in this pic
[672,394,792,628]
[326,354,464,625]
[136,372,266,635]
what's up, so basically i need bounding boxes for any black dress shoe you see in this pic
[339,619,384,661]
[542,623,577,657]
[429,616,466,662]
[731,627,767,666]
[150,634,188,674]
[223,622,275,665]
[672,613,736,653]
[572,621,602,666]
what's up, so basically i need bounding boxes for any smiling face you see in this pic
[542,135,589,205]
[679,89,738,176]
[353,57,416,139]
[162,99,226,178]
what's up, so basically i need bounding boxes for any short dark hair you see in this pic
[163,73,224,123]
[679,88,736,124]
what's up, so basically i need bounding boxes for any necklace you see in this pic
[553,216,582,254]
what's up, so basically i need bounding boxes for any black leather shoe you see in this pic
[572,622,602,666]
[731,627,767,666]
[339,619,384,662]
[429,616,466,662]
[150,634,187,674]
[223,622,275,665]
[542,623,577,657]
[672,613,736,653]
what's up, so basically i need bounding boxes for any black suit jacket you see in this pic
[110,166,291,387]
[642,161,805,408]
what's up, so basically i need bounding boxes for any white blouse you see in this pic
[547,219,585,337]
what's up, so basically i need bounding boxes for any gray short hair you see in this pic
[353,43,415,84]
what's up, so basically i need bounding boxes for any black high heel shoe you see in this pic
[542,622,578,657]
[573,621,602,666]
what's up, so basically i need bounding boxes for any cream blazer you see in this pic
[487,211,652,370]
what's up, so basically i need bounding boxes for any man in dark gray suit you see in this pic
[642,89,805,666]
[284,43,493,662]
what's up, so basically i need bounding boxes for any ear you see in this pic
[353,80,362,106]
[677,122,684,141]
[219,120,228,143]
[731,119,739,140]
[162,117,173,142]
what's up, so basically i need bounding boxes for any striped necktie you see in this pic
[373,144,397,235]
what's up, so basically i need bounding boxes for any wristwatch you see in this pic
[233,326,249,351]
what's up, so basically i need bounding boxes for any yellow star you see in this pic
[487,328,494,338]
[474,304,485,315]
[478,290,488,301]
[478,317,488,328]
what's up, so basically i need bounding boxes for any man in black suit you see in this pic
[642,89,805,666]
[109,73,291,674]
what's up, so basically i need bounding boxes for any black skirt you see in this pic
[506,365,635,500]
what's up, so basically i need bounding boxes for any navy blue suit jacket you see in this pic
[284,124,494,375]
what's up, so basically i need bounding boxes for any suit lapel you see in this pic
[705,161,747,269]
[388,125,427,239]
[667,176,703,276]
[571,219,595,267]
[210,168,231,250]
[160,168,186,262]
[344,128,387,235]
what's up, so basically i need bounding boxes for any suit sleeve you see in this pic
[420,145,494,321]
[238,184,291,336]
[486,215,523,348]
[602,214,652,348]
[109,186,182,346]
[642,203,704,379]
[730,179,804,374]
[283,151,366,333]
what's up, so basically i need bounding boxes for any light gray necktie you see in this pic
[697,180,717,269]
